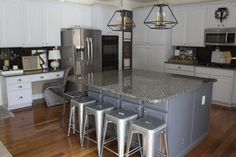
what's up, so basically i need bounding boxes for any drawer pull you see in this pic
[178,67,181,69]
[56,74,60,77]
[18,85,23,89]
[19,96,23,99]
[18,79,22,82]
[40,76,44,79]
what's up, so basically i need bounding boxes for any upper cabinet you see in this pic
[172,6,205,47]
[23,0,44,47]
[205,2,236,28]
[62,3,91,28]
[91,5,119,35]
[133,7,172,45]
[43,1,62,46]
[0,0,24,47]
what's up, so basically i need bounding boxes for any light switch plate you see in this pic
[201,96,206,105]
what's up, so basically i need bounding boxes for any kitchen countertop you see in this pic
[0,68,64,77]
[68,69,215,104]
[165,61,236,70]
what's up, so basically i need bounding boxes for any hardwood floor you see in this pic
[0,103,235,157]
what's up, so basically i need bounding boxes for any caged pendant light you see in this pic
[144,0,178,29]
[107,0,135,31]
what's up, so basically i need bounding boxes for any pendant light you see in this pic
[107,0,135,31]
[144,0,178,29]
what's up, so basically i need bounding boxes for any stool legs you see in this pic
[125,128,134,157]
[79,106,85,147]
[67,105,75,136]
[117,121,127,157]
[61,99,67,127]
[142,133,155,157]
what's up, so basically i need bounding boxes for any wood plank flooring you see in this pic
[0,103,235,157]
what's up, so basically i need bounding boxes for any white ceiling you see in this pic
[62,0,223,9]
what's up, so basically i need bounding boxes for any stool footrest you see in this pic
[104,137,117,145]
[127,146,143,156]
[104,146,119,156]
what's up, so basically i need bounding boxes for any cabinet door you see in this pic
[148,45,172,72]
[205,4,222,28]
[224,3,236,27]
[187,6,205,47]
[133,44,148,70]
[23,0,43,47]
[62,3,91,28]
[172,7,187,46]
[43,1,62,47]
[133,8,149,44]
[212,76,233,106]
[0,0,23,47]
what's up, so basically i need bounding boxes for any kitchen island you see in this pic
[68,70,215,157]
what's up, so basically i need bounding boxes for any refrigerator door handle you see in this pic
[86,37,90,62]
[89,37,93,63]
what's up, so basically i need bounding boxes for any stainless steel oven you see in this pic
[204,28,236,46]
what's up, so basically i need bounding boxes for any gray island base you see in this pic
[70,70,215,157]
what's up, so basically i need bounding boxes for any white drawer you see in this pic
[214,69,234,78]
[30,73,48,82]
[47,71,64,80]
[6,76,30,84]
[8,89,32,106]
[165,63,194,72]
[166,69,195,76]
[7,83,31,91]
[195,67,213,75]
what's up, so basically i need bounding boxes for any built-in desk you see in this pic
[0,69,64,110]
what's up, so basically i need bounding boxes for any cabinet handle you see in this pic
[56,74,60,77]
[18,85,22,89]
[19,96,23,99]
[18,79,22,82]
[218,24,220,27]
[40,76,44,79]
[178,66,181,69]
[222,24,224,27]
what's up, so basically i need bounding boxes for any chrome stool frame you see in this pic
[62,91,87,127]
[101,109,139,157]
[83,103,114,157]
[67,96,96,141]
[125,117,168,157]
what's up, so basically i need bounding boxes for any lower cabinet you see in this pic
[165,63,195,76]
[133,45,172,72]
[195,67,234,107]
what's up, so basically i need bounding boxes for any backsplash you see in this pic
[0,47,53,70]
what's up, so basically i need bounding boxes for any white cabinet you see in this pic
[165,63,195,76]
[172,6,205,47]
[133,45,172,72]
[43,1,62,47]
[62,3,91,28]
[195,67,234,107]
[205,2,236,28]
[133,44,148,70]
[91,5,118,35]
[0,0,24,47]
[23,0,44,47]
[133,7,172,45]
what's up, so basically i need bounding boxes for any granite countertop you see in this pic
[68,70,215,104]
[165,61,236,70]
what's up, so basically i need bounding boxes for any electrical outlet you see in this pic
[201,96,206,105]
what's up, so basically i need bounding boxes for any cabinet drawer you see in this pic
[166,69,195,76]
[195,67,212,75]
[214,69,234,78]
[7,83,31,91]
[30,73,48,82]
[48,71,64,80]
[165,63,194,72]
[8,90,32,106]
[6,76,30,84]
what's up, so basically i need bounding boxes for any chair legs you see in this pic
[117,121,127,157]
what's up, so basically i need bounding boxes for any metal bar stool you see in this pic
[67,96,96,138]
[101,109,139,157]
[83,103,114,156]
[125,117,168,157]
[62,91,87,127]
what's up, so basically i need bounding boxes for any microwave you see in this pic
[204,28,236,46]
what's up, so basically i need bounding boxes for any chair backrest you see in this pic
[62,66,71,86]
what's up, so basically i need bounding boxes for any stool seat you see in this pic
[131,117,166,132]
[64,91,87,99]
[105,109,138,121]
[86,103,114,112]
[71,96,96,106]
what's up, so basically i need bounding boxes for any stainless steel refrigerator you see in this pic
[60,28,102,77]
